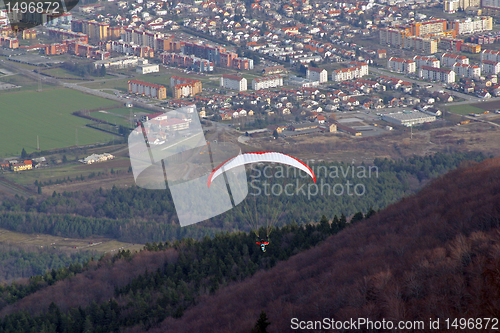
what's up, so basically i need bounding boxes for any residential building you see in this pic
[332,67,365,82]
[170,76,202,98]
[387,57,416,73]
[11,160,32,171]
[481,60,500,74]
[419,66,456,83]
[410,19,448,37]
[404,36,438,54]
[444,0,459,13]
[413,56,440,68]
[450,17,493,35]
[220,74,247,91]
[128,80,167,99]
[252,75,283,90]
[461,43,481,53]
[452,63,481,78]
[348,61,369,76]
[441,53,469,67]
[306,67,328,83]
[481,49,500,62]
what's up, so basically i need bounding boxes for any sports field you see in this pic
[447,104,485,115]
[0,88,121,157]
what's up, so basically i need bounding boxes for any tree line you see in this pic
[0,211,371,333]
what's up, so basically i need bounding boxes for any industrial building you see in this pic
[382,111,437,127]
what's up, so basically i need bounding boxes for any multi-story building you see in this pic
[128,80,167,99]
[332,67,364,82]
[441,53,469,67]
[413,56,440,68]
[411,19,448,37]
[220,74,247,91]
[439,37,464,52]
[444,0,459,13]
[481,49,500,62]
[461,43,481,53]
[404,36,438,54]
[161,53,213,72]
[348,61,369,76]
[450,17,493,35]
[306,67,328,83]
[419,66,456,83]
[387,57,416,73]
[452,63,481,78]
[170,76,202,98]
[252,75,283,90]
[379,27,409,47]
[481,60,500,74]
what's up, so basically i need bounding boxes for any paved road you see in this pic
[0,59,171,114]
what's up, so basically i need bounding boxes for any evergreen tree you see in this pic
[319,215,330,234]
[252,311,271,333]
[365,207,376,219]
[351,212,364,224]
[21,148,27,159]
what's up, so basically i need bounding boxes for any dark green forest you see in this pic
[0,152,485,244]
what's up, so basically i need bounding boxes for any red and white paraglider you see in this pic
[207,151,316,187]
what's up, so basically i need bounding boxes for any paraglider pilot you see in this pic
[256,239,269,252]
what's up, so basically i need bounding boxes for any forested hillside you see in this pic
[0,155,497,332]
[0,212,362,332]
[0,152,486,244]
[130,157,500,333]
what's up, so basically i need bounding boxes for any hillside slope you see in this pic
[137,158,500,333]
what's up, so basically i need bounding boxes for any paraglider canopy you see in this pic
[207,151,316,187]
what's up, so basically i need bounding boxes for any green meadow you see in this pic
[0,88,121,157]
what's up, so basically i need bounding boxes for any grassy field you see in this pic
[0,227,144,253]
[91,111,131,127]
[0,88,122,157]
[447,104,486,115]
[0,74,42,94]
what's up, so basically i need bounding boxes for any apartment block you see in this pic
[450,17,493,35]
[481,60,500,74]
[306,67,328,83]
[348,61,369,76]
[419,66,456,83]
[128,80,167,99]
[387,57,416,73]
[220,75,247,91]
[332,67,364,82]
[452,63,481,78]
[441,53,469,67]
[413,56,440,68]
[252,75,283,90]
